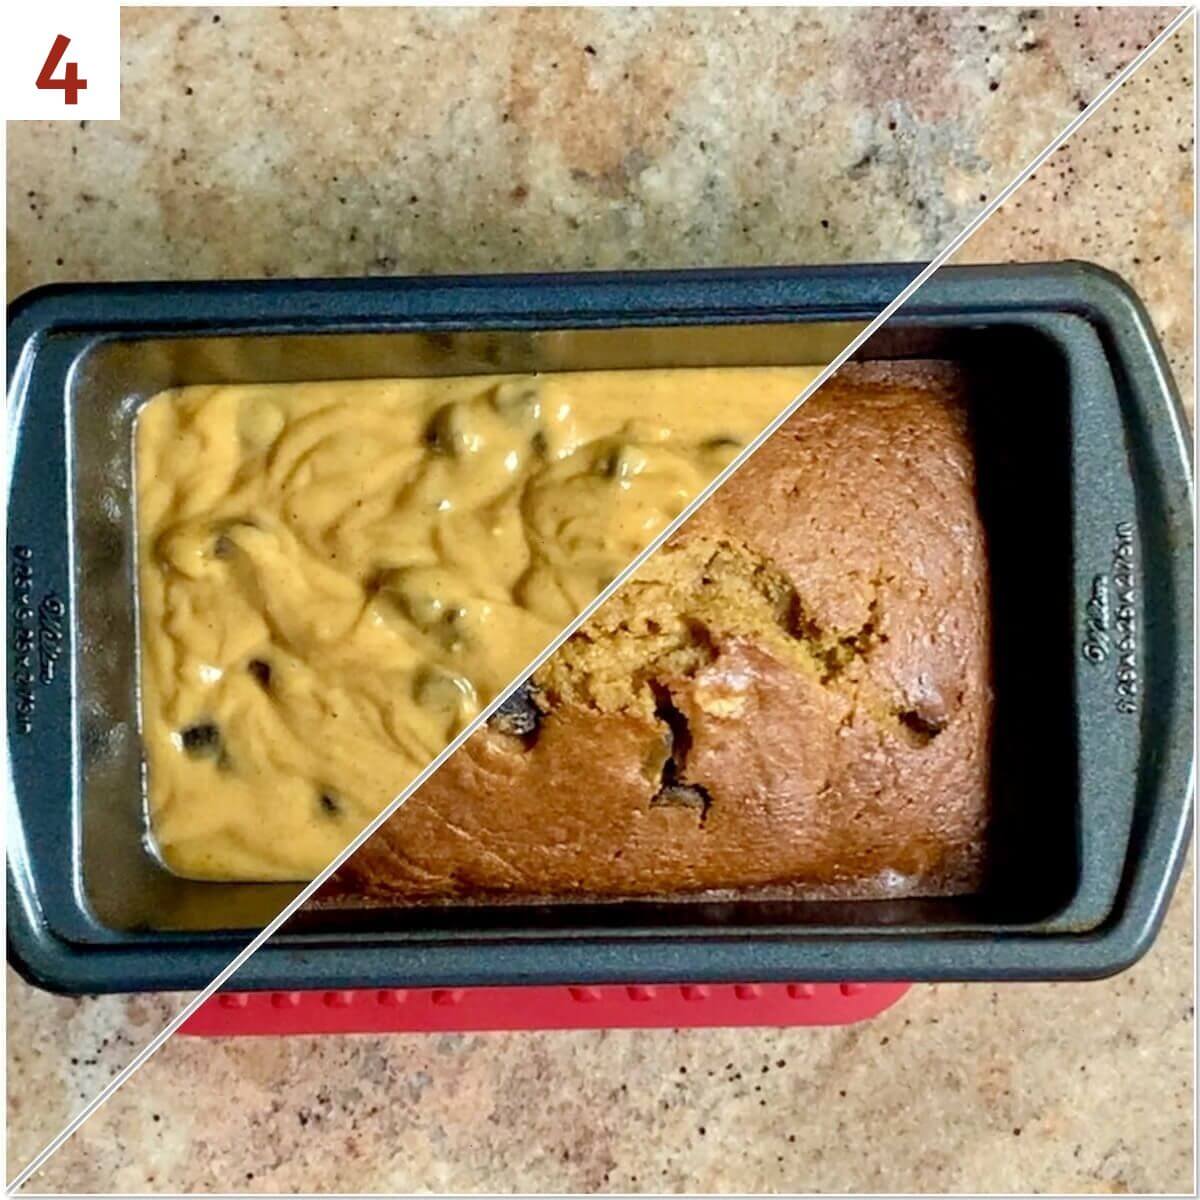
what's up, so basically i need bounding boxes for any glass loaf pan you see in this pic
[5,264,1193,993]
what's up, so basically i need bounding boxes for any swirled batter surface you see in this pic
[136,367,821,879]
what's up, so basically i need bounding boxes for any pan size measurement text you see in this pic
[10,546,65,735]
[1081,521,1138,715]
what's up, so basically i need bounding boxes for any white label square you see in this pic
[4,1,120,121]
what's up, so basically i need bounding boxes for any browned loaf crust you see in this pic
[324,361,994,903]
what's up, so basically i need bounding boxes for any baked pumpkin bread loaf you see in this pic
[325,361,993,903]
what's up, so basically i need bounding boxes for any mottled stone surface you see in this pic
[6,6,1179,291]
[957,19,1195,403]
[8,873,1195,1194]
[7,6,1193,1194]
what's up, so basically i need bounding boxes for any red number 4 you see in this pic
[36,35,88,106]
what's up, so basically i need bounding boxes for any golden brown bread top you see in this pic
[323,361,993,903]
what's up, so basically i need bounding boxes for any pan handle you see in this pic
[6,328,81,949]
[1063,265,1194,958]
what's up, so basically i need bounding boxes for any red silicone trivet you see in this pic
[180,982,909,1036]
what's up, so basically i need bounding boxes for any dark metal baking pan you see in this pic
[6,263,1192,994]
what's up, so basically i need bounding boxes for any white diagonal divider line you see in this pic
[7,7,1193,1191]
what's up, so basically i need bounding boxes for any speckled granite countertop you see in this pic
[7,7,1193,1193]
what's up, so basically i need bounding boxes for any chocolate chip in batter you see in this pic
[383,568,471,650]
[595,442,648,481]
[490,380,542,429]
[180,723,221,758]
[423,403,470,456]
[213,517,259,558]
[699,435,745,470]
[318,791,341,816]
[247,659,272,690]
[414,666,477,727]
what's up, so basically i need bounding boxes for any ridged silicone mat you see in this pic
[181,982,910,1036]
